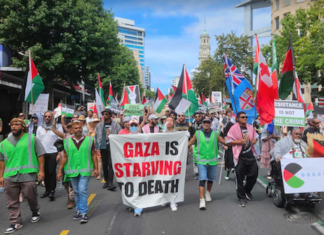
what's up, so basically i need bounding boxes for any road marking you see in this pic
[87,194,96,205]
[88,199,101,217]
[107,212,117,235]
[60,231,69,235]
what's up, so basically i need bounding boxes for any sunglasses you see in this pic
[239,116,247,119]
[314,122,321,124]
[44,116,51,118]
[195,116,200,118]
[203,121,211,124]
[178,115,185,117]
[32,117,38,119]
[130,124,138,127]
[103,113,110,116]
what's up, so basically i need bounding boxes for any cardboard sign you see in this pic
[124,104,144,116]
[29,94,49,114]
[274,100,305,127]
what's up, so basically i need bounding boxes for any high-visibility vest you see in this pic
[63,137,94,177]
[193,130,219,166]
[0,134,39,178]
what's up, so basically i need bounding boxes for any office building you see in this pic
[132,51,144,87]
[173,76,180,87]
[115,17,145,69]
[144,66,151,90]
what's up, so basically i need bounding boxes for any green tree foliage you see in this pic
[192,58,226,97]
[261,0,324,85]
[214,31,253,81]
[145,89,155,100]
[0,0,140,95]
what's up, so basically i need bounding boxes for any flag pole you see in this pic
[29,50,34,115]
[184,64,190,118]
[228,75,238,115]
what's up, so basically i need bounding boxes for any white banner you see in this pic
[281,158,324,194]
[274,100,305,127]
[109,132,188,208]
[212,91,222,104]
[29,94,49,114]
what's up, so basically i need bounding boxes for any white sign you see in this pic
[274,100,305,127]
[212,91,222,104]
[281,158,324,194]
[109,132,188,209]
[29,94,49,114]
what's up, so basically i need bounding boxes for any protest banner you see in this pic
[29,94,49,114]
[124,104,144,116]
[274,100,305,127]
[109,132,188,208]
[281,158,324,194]
[212,91,222,104]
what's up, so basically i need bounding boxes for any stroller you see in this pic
[266,160,322,208]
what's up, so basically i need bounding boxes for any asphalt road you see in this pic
[0,151,323,235]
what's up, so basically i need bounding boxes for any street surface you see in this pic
[0,150,323,235]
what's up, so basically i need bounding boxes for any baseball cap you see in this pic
[101,108,112,114]
[123,116,131,123]
[202,117,212,123]
[148,114,159,121]
[130,119,139,125]
[161,115,167,119]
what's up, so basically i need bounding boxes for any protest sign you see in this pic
[29,94,49,114]
[281,158,324,194]
[124,104,144,116]
[274,100,305,127]
[109,132,188,208]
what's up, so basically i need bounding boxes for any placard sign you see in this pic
[124,104,144,116]
[274,100,305,127]
[212,91,222,104]
[29,94,49,114]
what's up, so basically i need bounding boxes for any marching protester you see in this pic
[37,111,62,201]
[88,118,102,180]
[0,118,45,234]
[260,123,279,179]
[253,115,262,156]
[221,109,234,131]
[175,112,190,132]
[209,110,219,131]
[226,111,259,207]
[221,120,235,180]
[169,111,177,120]
[165,109,170,117]
[95,108,122,191]
[164,117,176,133]
[190,111,203,180]
[158,115,167,131]
[86,109,94,124]
[142,114,160,133]
[57,121,98,223]
[18,113,30,126]
[188,117,226,210]
[302,118,321,144]
[28,113,43,135]
[78,115,88,136]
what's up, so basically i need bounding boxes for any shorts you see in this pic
[197,164,217,181]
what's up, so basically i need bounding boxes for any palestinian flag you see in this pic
[25,50,45,104]
[169,64,198,116]
[305,102,314,118]
[271,35,279,100]
[90,101,98,115]
[202,93,208,108]
[106,81,114,105]
[171,85,177,92]
[253,34,260,76]
[98,73,105,105]
[153,88,167,113]
[279,35,295,100]
[306,133,324,158]
[142,94,147,104]
[120,85,129,108]
[126,85,141,104]
[54,103,75,118]
[198,94,202,104]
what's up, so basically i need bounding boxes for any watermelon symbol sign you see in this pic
[283,163,305,188]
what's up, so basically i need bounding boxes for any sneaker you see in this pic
[102,182,108,189]
[307,193,320,199]
[239,199,246,207]
[160,203,167,207]
[205,191,212,202]
[267,175,272,180]
[67,199,75,209]
[107,183,116,191]
[231,168,234,173]
[80,214,88,224]
[170,203,178,211]
[31,212,41,223]
[217,155,221,159]
[134,208,143,216]
[225,171,230,180]
[245,192,253,201]
[194,174,199,180]
[73,211,81,220]
[5,224,23,234]
[199,198,206,210]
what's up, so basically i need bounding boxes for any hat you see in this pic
[209,110,216,114]
[161,115,167,119]
[130,119,139,125]
[178,112,186,116]
[78,115,86,121]
[90,118,101,123]
[18,113,25,117]
[101,108,112,115]
[123,116,131,123]
[202,117,212,123]
[194,110,202,115]
[32,113,38,119]
[148,114,159,121]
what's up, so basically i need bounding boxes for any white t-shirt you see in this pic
[86,117,93,124]
[36,125,63,154]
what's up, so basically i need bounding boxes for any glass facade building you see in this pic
[115,18,145,69]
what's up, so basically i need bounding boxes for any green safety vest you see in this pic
[0,134,39,178]
[63,137,94,178]
[193,130,219,166]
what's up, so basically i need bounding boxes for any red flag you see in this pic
[171,85,177,92]
[106,81,114,105]
[271,70,279,100]
[90,101,98,114]
[198,94,202,104]
[142,94,147,104]
[120,85,129,107]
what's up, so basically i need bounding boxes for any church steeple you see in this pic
[198,19,210,66]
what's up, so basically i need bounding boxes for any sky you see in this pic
[103,0,271,94]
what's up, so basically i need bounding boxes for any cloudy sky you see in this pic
[103,0,271,94]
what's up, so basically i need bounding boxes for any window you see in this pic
[284,0,291,6]
[275,17,280,30]
[139,55,144,58]
[284,12,290,17]
[118,27,138,36]
[276,0,279,10]
[297,0,305,2]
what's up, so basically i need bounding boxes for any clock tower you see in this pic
[198,29,210,66]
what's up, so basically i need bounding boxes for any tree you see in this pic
[0,0,140,93]
[214,31,253,81]
[192,58,227,97]
[145,89,155,100]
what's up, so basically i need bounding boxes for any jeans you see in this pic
[70,175,90,215]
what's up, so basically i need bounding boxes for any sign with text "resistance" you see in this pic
[109,132,188,209]
[274,100,305,127]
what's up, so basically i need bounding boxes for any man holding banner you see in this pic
[188,117,226,210]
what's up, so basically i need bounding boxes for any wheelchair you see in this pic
[266,160,322,209]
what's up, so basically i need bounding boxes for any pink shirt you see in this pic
[119,129,131,135]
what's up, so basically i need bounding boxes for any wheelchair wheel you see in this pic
[273,188,285,208]
[266,185,272,197]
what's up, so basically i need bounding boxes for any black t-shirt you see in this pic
[239,126,255,164]
[302,128,320,143]
[150,126,155,133]
[105,121,112,145]
[175,122,189,132]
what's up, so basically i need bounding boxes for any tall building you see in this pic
[271,0,316,34]
[150,87,155,92]
[144,66,151,90]
[115,17,145,69]
[173,76,180,87]
[132,51,144,87]
[198,30,211,65]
